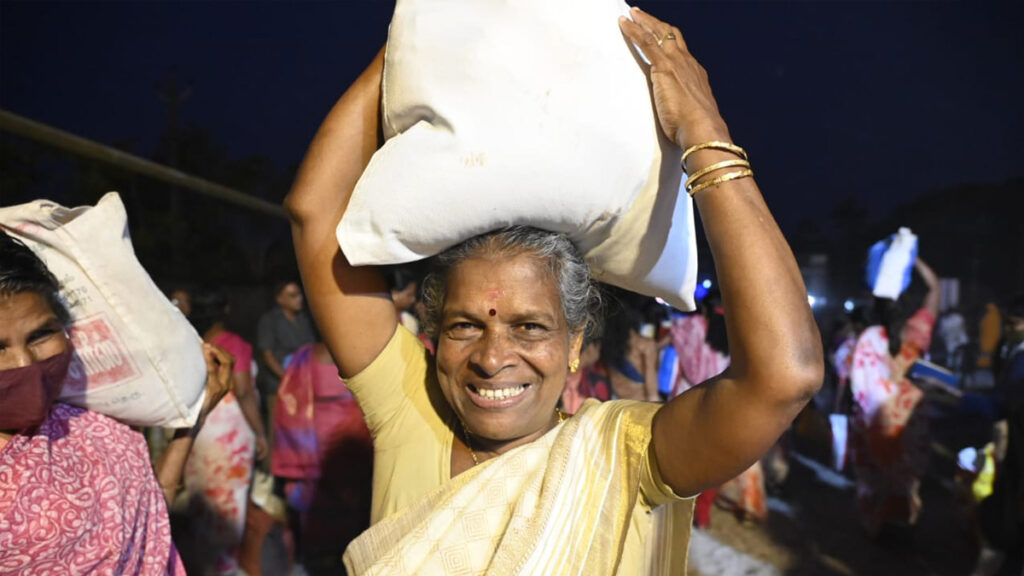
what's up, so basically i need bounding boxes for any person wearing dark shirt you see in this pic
[974,295,1024,575]
[256,280,315,459]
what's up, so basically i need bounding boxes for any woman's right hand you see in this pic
[618,8,731,151]
[254,433,270,461]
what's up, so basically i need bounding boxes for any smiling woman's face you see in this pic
[0,291,69,371]
[435,253,582,451]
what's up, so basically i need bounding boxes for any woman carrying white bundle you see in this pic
[0,231,233,576]
[287,7,822,574]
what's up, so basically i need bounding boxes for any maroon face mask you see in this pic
[0,349,72,431]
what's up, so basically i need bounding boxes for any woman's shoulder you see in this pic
[573,399,661,436]
[54,401,131,426]
[212,330,252,353]
[50,403,148,451]
[347,325,429,385]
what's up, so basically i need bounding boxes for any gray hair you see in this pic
[421,226,602,340]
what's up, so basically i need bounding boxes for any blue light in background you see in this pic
[694,283,709,301]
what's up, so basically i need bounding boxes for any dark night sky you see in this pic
[1,1,1022,232]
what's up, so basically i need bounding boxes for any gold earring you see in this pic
[569,358,580,373]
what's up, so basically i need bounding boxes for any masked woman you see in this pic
[286,8,823,575]
[0,231,232,575]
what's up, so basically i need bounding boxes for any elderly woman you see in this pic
[0,231,232,575]
[286,8,822,575]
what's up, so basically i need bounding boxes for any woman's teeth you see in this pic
[475,385,526,400]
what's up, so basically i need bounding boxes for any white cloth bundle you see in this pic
[0,193,206,427]
[337,0,698,310]
[866,227,918,300]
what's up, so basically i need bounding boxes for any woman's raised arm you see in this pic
[620,9,824,497]
[283,48,398,378]
[914,258,941,318]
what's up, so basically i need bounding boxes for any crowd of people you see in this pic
[1,6,1021,576]
[822,266,1024,575]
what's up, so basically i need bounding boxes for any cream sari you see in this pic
[343,400,693,575]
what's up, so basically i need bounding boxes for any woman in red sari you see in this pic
[273,341,373,573]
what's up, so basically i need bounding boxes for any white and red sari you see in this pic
[850,308,935,532]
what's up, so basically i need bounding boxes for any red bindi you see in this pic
[489,308,497,317]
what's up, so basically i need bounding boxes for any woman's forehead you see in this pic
[0,292,59,335]
[445,255,560,310]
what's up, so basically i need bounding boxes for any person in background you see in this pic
[670,292,729,400]
[0,231,232,576]
[170,287,193,319]
[559,338,610,414]
[386,267,421,335]
[179,287,269,575]
[832,306,867,414]
[601,295,661,402]
[273,339,373,575]
[256,280,315,459]
[975,302,1004,388]
[669,292,766,526]
[849,257,940,537]
[967,295,1024,576]
[936,308,969,373]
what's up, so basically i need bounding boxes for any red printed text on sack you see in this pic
[64,315,141,391]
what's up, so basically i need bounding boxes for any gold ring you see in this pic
[658,32,676,46]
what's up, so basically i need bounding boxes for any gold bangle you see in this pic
[687,169,754,197]
[680,141,748,173]
[685,159,751,191]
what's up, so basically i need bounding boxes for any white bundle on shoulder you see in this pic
[337,0,698,310]
[0,193,206,428]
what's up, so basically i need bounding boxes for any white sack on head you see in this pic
[0,193,207,428]
[866,227,918,301]
[337,0,698,311]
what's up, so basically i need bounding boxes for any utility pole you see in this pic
[155,72,193,279]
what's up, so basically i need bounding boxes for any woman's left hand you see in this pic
[618,8,731,150]
[155,344,237,503]
[198,343,235,423]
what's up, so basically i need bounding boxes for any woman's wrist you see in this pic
[675,120,731,152]
[683,148,742,175]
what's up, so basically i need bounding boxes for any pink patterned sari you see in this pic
[0,403,184,575]
[274,344,373,564]
[667,314,768,525]
[669,314,729,399]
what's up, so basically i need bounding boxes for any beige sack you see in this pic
[0,193,206,427]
